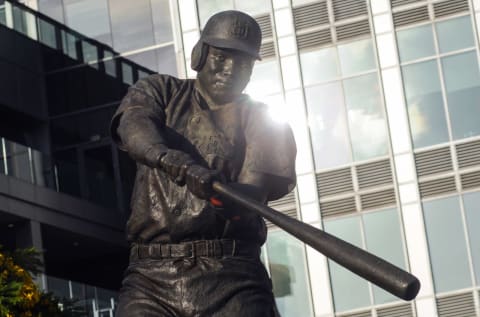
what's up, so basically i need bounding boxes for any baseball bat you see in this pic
[212,181,421,301]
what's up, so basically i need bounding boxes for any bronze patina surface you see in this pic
[111,10,296,317]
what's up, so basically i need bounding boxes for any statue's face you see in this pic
[197,46,255,105]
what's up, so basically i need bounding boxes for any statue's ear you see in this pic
[191,42,209,71]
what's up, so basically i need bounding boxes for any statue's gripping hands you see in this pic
[111,10,296,317]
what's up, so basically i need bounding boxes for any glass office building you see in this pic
[1,0,480,316]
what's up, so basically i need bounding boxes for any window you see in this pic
[300,47,338,85]
[338,38,376,76]
[64,0,112,46]
[343,73,388,161]
[109,0,155,52]
[402,60,449,148]
[396,24,435,63]
[151,0,174,44]
[397,15,480,148]
[324,209,406,310]
[442,52,480,139]
[247,60,282,97]
[197,0,234,27]
[423,196,472,292]
[305,82,351,169]
[300,39,387,171]
[462,192,480,286]
[436,16,475,54]
[266,230,313,316]
[324,209,406,311]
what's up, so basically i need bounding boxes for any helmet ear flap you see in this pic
[191,42,209,71]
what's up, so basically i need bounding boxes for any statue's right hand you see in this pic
[159,149,196,185]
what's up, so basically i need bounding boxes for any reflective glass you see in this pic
[338,39,376,76]
[402,61,449,148]
[343,73,388,161]
[364,209,405,304]
[64,0,112,46]
[47,276,70,298]
[235,0,270,16]
[62,30,79,60]
[12,6,36,39]
[156,45,178,76]
[126,49,157,72]
[423,196,471,292]
[436,16,475,54]
[84,146,116,209]
[396,24,435,63]
[0,139,5,175]
[5,141,32,183]
[442,52,480,140]
[324,216,370,312]
[198,0,234,27]
[122,62,133,85]
[38,0,65,23]
[103,50,116,77]
[463,192,480,285]
[82,41,98,64]
[109,0,155,52]
[266,230,313,316]
[151,0,173,44]
[0,4,6,26]
[38,18,57,49]
[305,82,351,170]
[247,61,282,97]
[300,47,338,85]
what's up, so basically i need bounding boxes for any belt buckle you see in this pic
[186,241,196,259]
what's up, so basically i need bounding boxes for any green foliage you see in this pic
[0,245,87,317]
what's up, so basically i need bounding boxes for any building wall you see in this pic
[175,0,480,316]
[9,0,480,316]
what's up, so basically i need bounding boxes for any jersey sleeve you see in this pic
[241,104,297,201]
[110,74,178,167]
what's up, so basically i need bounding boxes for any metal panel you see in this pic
[433,0,469,18]
[356,159,393,189]
[320,196,357,217]
[360,188,396,210]
[456,139,480,169]
[260,41,275,59]
[267,191,297,228]
[337,310,372,317]
[265,207,298,228]
[436,292,476,317]
[332,0,368,21]
[415,147,453,177]
[376,303,414,317]
[393,5,429,27]
[335,19,371,41]
[293,1,329,30]
[391,0,424,8]
[460,171,480,190]
[296,28,332,50]
[419,176,456,198]
[317,168,353,197]
[268,191,296,209]
[255,14,273,39]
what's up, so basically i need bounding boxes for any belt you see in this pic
[130,239,260,261]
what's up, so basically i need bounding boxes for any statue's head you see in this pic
[192,11,262,105]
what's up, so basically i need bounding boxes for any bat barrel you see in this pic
[212,182,421,301]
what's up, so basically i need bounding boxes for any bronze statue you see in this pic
[111,10,297,316]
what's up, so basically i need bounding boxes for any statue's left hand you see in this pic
[185,165,225,199]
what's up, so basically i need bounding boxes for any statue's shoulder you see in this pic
[131,74,194,102]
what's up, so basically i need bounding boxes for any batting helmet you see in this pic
[191,10,262,71]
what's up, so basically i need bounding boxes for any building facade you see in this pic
[1,0,480,316]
